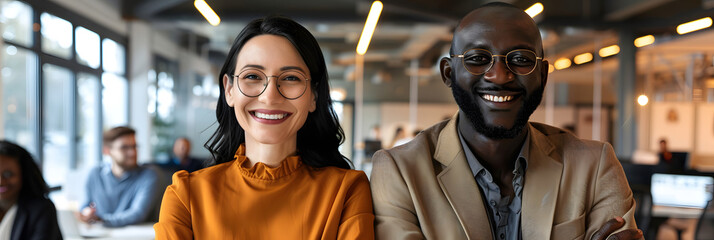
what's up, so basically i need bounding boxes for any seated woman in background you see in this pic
[0,140,62,240]
[153,16,374,239]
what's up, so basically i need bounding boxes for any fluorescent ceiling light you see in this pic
[677,17,712,35]
[634,35,655,47]
[573,52,593,64]
[525,3,543,18]
[194,0,220,26]
[356,1,383,55]
[599,45,620,57]
[554,58,571,70]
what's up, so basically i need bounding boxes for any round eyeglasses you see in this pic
[228,69,310,100]
[451,48,543,76]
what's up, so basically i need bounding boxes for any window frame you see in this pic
[2,0,129,184]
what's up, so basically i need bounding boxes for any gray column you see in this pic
[615,31,637,159]
[128,21,153,162]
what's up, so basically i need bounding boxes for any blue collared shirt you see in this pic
[81,163,158,227]
[458,130,529,240]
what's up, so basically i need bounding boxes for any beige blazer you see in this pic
[370,115,637,240]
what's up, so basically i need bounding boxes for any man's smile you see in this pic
[481,94,515,103]
[476,88,524,106]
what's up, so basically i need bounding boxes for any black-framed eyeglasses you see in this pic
[228,69,310,100]
[451,48,543,76]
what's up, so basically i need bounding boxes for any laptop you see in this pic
[650,173,714,218]
[57,210,109,239]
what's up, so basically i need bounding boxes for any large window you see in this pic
[40,13,73,59]
[1,0,32,47]
[41,64,73,187]
[76,73,101,169]
[75,27,100,69]
[0,0,128,187]
[1,44,37,154]
[102,72,128,129]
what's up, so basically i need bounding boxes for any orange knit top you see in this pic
[153,145,374,239]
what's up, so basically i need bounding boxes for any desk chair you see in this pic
[630,184,653,237]
[695,200,714,240]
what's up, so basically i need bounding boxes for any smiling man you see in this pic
[370,2,641,240]
[79,126,159,227]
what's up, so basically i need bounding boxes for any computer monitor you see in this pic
[651,173,714,208]
[655,152,689,174]
[363,140,383,158]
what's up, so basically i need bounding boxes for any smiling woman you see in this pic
[0,140,62,240]
[153,16,375,239]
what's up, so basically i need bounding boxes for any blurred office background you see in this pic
[1,0,714,238]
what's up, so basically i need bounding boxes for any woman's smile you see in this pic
[250,109,292,124]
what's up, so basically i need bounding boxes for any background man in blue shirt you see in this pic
[78,126,158,227]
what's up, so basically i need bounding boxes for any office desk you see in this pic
[64,223,155,240]
[63,222,155,240]
[652,205,703,218]
[59,210,155,240]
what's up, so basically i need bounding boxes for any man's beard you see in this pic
[451,82,543,140]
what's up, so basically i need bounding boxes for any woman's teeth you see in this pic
[482,94,514,103]
[254,112,288,120]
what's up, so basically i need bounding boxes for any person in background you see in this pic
[393,128,420,148]
[370,125,382,141]
[370,2,641,239]
[656,138,684,173]
[79,126,158,227]
[390,126,407,148]
[154,16,374,239]
[0,140,62,240]
[159,137,203,173]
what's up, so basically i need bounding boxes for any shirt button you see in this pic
[500,233,505,239]
[490,201,496,206]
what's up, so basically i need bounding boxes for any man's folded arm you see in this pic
[585,143,639,239]
[371,150,426,240]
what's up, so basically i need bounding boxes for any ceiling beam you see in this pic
[398,25,450,60]
[125,0,190,19]
[604,0,675,21]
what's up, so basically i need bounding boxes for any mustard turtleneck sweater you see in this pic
[153,145,375,239]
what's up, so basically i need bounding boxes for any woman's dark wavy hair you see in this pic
[0,140,50,199]
[205,16,351,169]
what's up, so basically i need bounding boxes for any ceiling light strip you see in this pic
[677,17,712,35]
[525,3,543,18]
[356,1,383,55]
[194,0,220,26]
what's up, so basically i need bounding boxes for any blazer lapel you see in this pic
[521,123,563,240]
[10,202,26,240]
[434,116,493,240]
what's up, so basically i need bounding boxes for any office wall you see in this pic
[650,102,695,152]
[696,104,714,155]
